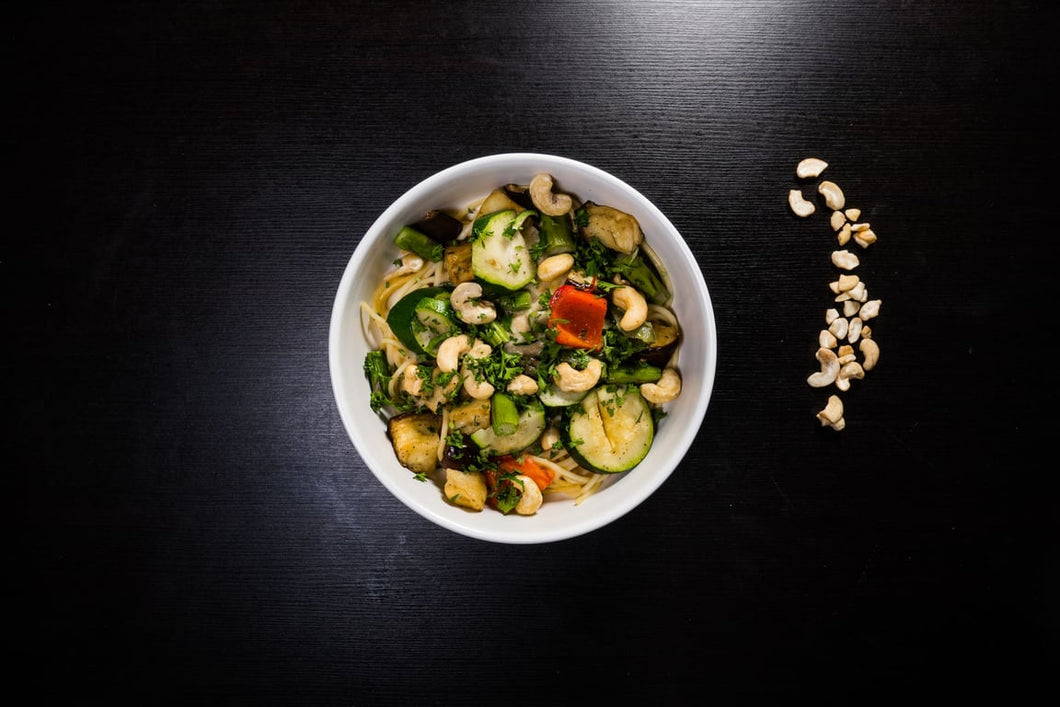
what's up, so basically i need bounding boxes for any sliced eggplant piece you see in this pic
[387,411,442,474]
[578,202,643,255]
[413,209,463,243]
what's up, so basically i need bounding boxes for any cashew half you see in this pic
[640,367,681,405]
[807,347,840,388]
[859,338,880,370]
[553,358,603,393]
[529,173,573,217]
[612,285,648,332]
[831,249,860,270]
[797,158,829,179]
[537,253,574,283]
[506,374,539,396]
[788,189,815,217]
[451,281,497,324]
[818,181,846,210]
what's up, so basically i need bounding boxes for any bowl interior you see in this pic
[329,153,716,543]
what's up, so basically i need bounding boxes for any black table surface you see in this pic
[10,1,1054,704]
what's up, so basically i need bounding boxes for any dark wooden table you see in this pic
[10,1,1053,703]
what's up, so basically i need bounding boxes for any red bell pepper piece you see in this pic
[547,284,607,350]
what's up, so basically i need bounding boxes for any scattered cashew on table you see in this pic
[789,157,884,431]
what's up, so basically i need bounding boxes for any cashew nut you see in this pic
[860,299,882,320]
[436,334,473,373]
[843,299,861,317]
[401,364,424,396]
[461,341,495,400]
[847,317,863,343]
[529,173,573,217]
[831,249,860,270]
[553,358,603,393]
[513,474,544,515]
[788,189,815,217]
[506,374,539,396]
[819,329,837,349]
[830,210,847,231]
[451,281,497,324]
[612,285,648,332]
[836,344,856,364]
[818,181,846,210]
[807,347,840,388]
[837,222,852,246]
[797,157,829,179]
[835,361,865,392]
[640,367,682,405]
[859,338,880,370]
[853,229,877,249]
[845,208,862,221]
[537,253,575,283]
[385,252,425,280]
[828,317,849,340]
[816,395,846,431]
[539,426,561,451]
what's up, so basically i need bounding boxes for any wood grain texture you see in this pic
[9,1,1052,704]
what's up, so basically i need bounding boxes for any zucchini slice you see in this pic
[471,209,536,291]
[385,286,453,355]
[470,399,546,456]
[537,384,589,408]
[564,386,654,474]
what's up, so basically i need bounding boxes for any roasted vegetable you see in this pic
[387,411,441,474]
[564,386,653,474]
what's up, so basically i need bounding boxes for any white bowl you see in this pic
[329,153,716,544]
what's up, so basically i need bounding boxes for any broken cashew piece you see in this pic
[612,285,648,332]
[835,361,865,392]
[797,158,829,179]
[818,181,846,210]
[816,395,846,431]
[831,250,860,270]
[529,173,573,217]
[640,368,682,405]
[506,374,539,396]
[788,189,815,217]
[807,347,840,388]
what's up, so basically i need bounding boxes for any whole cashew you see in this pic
[436,334,473,373]
[451,282,497,324]
[384,253,425,281]
[461,341,495,400]
[529,173,573,217]
[612,285,648,331]
[553,358,603,393]
[640,367,681,404]
[513,474,544,515]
